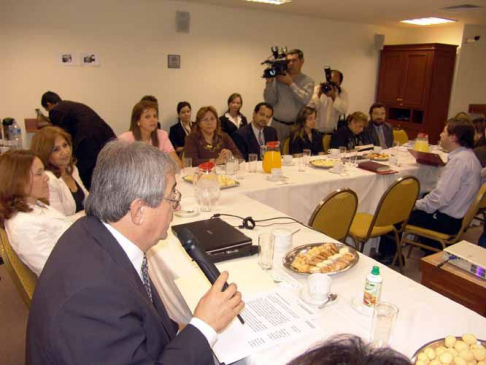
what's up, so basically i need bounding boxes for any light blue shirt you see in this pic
[415,147,482,218]
[102,223,218,347]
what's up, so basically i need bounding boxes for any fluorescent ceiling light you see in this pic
[400,17,456,26]
[244,0,292,5]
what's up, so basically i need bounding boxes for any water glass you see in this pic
[182,157,192,176]
[295,153,306,172]
[249,153,258,173]
[339,146,347,161]
[349,151,358,167]
[236,158,246,180]
[258,233,275,271]
[370,302,399,348]
[196,187,213,212]
[303,149,311,166]
[225,157,237,176]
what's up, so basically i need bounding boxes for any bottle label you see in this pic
[363,280,381,307]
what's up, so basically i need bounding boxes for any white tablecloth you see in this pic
[149,194,486,365]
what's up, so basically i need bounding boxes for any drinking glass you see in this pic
[303,149,311,166]
[182,157,192,176]
[295,153,305,172]
[236,158,246,180]
[370,302,399,348]
[248,153,258,172]
[339,146,347,162]
[258,233,275,271]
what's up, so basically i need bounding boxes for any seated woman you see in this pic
[31,126,88,218]
[219,93,248,137]
[330,111,371,150]
[184,106,243,166]
[289,106,323,156]
[169,101,193,154]
[473,118,486,167]
[119,100,182,168]
[0,150,73,276]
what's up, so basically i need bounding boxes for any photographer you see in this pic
[309,69,349,134]
[263,49,314,145]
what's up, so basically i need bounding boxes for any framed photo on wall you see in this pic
[168,54,181,69]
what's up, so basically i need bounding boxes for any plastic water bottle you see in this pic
[363,266,383,307]
[8,119,23,149]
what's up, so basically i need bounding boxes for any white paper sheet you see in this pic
[213,289,320,364]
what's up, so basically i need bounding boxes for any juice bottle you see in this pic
[363,266,383,307]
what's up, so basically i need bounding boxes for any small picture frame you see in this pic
[168,54,181,69]
[59,53,78,66]
[81,53,100,67]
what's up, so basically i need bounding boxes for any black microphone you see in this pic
[178,227,244,325]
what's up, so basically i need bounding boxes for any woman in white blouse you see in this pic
[31,126,88,218]
[0,150,73,276]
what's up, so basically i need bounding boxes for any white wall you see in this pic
[449,24,486,117]
[0,0,467,144]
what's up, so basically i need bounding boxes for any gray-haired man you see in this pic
[27,141,244,365]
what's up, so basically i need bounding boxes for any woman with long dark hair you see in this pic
[289,106,323,155]
[169,101,193,153]
[219,93,248,137]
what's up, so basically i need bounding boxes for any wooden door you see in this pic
[377,51,404,104]
[401,51,432,108]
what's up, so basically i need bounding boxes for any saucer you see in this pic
[283,161,295,166]
[266,175,288,182]
[329,169,343,175]
[174,206,200,218]
[299,286,329,306]
[351,295,373,316]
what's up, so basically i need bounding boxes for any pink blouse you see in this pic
[118,130,175,153]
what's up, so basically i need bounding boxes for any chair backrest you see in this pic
[322,135,332,153]
[452,183,486,240]
[308,189,358,242]
[282,138,290,155]
[0,228,37,308]
[372,176,420,230]
[393,128,409,145]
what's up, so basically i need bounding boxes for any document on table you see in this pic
[213,289,320,364]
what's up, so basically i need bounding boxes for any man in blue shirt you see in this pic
[377,118,482,263]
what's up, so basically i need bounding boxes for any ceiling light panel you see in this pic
[400,17,457,26]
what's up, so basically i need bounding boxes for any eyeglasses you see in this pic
[162,189,181,210]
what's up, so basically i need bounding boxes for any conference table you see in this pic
[148,148,486,364]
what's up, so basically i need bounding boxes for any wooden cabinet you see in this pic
[376,44,457,143]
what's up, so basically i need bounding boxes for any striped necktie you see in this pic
[258,130,264,146]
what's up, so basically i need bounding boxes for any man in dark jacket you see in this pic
[366,103,394,148]
[41,91,116,189]
[234,102,278,161]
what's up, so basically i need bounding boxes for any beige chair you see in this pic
[348,176,420,273]
[322,135,332,153]
[282,137,290,155]
[393,128,408,145]
[0,228,37,308]
[308,189,358,243]
[401,183,486,255]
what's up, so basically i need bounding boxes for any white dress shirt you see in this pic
[46,166,88,218]
[309,85,349,133]
[5,202,73,276]
[415,147,482,218]
[224,112,242,128]
[102,223,218,347]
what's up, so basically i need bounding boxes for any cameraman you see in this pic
[309,69,348,134]
[263,49,314,144]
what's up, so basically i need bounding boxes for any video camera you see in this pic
[320,66,341,94]
[261,46,288,78]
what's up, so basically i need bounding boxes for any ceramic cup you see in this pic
[270,168,283,180]
[307,273,332,301]
[329,148,339,158]
[373,146,383,153]
[283,155,293,165]
[272,228,292,252]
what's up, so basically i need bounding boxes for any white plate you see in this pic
[282,161,295,166]
[299,286,329,306]
[265,175,288,182]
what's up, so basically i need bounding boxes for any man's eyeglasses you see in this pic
[162,189,181,210]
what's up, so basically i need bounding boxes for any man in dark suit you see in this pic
[365,103,394,148]
[26,141,244,365]
[41,91,116,189]
[233,102,278,160]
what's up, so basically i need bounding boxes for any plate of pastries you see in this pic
[412,333,485,365]
[367,153,389,161]
[310,159,337,169]
[283,242,359,275]
[182,175,240,189]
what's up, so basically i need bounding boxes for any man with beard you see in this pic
[233,102,278,161]
[366,103,394,148]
